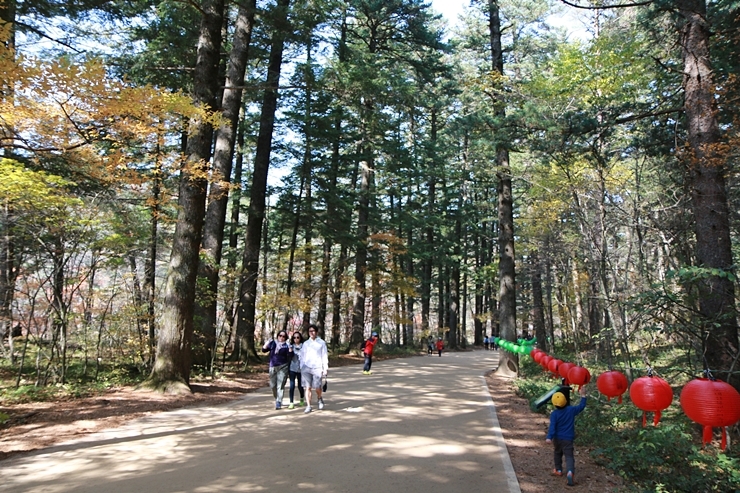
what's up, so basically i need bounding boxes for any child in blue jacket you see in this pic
[546,385,588,486]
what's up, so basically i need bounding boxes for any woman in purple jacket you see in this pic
[262,331,291,409]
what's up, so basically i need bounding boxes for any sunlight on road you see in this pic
[365,434,475,458]
[2,352,518,493]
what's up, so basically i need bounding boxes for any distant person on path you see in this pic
[435,337,444,357]
[287,331,305,409]
[483,335,489,350]
[427,337,434,355]
[546,385,588,486]
[262,330,291,410]
[301,324,328,414]
[361,331,379,375]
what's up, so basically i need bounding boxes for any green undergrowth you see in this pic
[0,360,147,404]
[514,357,740,492]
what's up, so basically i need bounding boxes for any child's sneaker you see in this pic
[552,469,563,477]
[288,403,295,409]
[299,399,306,407]
[566,471,574,486]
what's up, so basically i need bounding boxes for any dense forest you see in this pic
[0,0,738,397]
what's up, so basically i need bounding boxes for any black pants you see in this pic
[553,438,575,473]
[289,370,304,402]
[363,354,372,371]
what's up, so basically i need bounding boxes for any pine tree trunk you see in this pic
[489,0,518,376]
[148,0,224,390]
[531,250,547,347]
[144,152,161,368]
[350,148,373,347]
[405,222,415,346]
[234,0,291,362]
[194,0,256,369]
[679,0,739,386]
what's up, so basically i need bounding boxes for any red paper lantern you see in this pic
[597,370,629,404]
[540,355,553,371]
[548,358,562,378]
[630,375,673,427]
[567,366,591,390]
[680,378,740,450]
[531,349,543,363]
[558,362,576,385]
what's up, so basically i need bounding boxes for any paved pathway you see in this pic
[3,350,520,493]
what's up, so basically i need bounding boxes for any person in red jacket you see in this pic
[435,337,444,357]
[362,332,379,375]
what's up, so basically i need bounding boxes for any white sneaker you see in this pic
[318,398,324,410]
[304,406,312,414]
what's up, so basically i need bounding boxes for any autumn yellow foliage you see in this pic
[0,17,213,186]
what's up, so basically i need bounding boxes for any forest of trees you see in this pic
[0,0,738,392]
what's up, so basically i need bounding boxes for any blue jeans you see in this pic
[289,369,304,402]
[363,354,372,371]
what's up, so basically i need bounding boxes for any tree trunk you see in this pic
[194,0,256,369]
[222,121,245,363]
[281,171,306,332]
[234,0,291,362]
[302,169,313,333]
[144,152,162,368]
[371,261,381,332]
[148,0,224,390]
[489,0,518,377]
[544,237,554,352]
[350,147,373,347]
[405,222,415,346]
[530,250,547,348]
[421,110,438,335]
[331,246,347,349]
[448,198,462,349]
[0,200,17,362]
[301,40,315,333]
[51,237,67,384]
[679,0,739,386]
[128,254,146,363]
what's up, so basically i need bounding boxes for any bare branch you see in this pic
[559,0,655,10]
[15,21,83,54]
[614,106,683,124]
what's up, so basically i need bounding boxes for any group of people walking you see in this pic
[265,327,589,487]
[262,324,329,413]
[426,336,444,356]
[483,335,498,350]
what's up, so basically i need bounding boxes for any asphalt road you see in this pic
[3,350,520,493]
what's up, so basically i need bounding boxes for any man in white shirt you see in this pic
[300,324,328,413]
